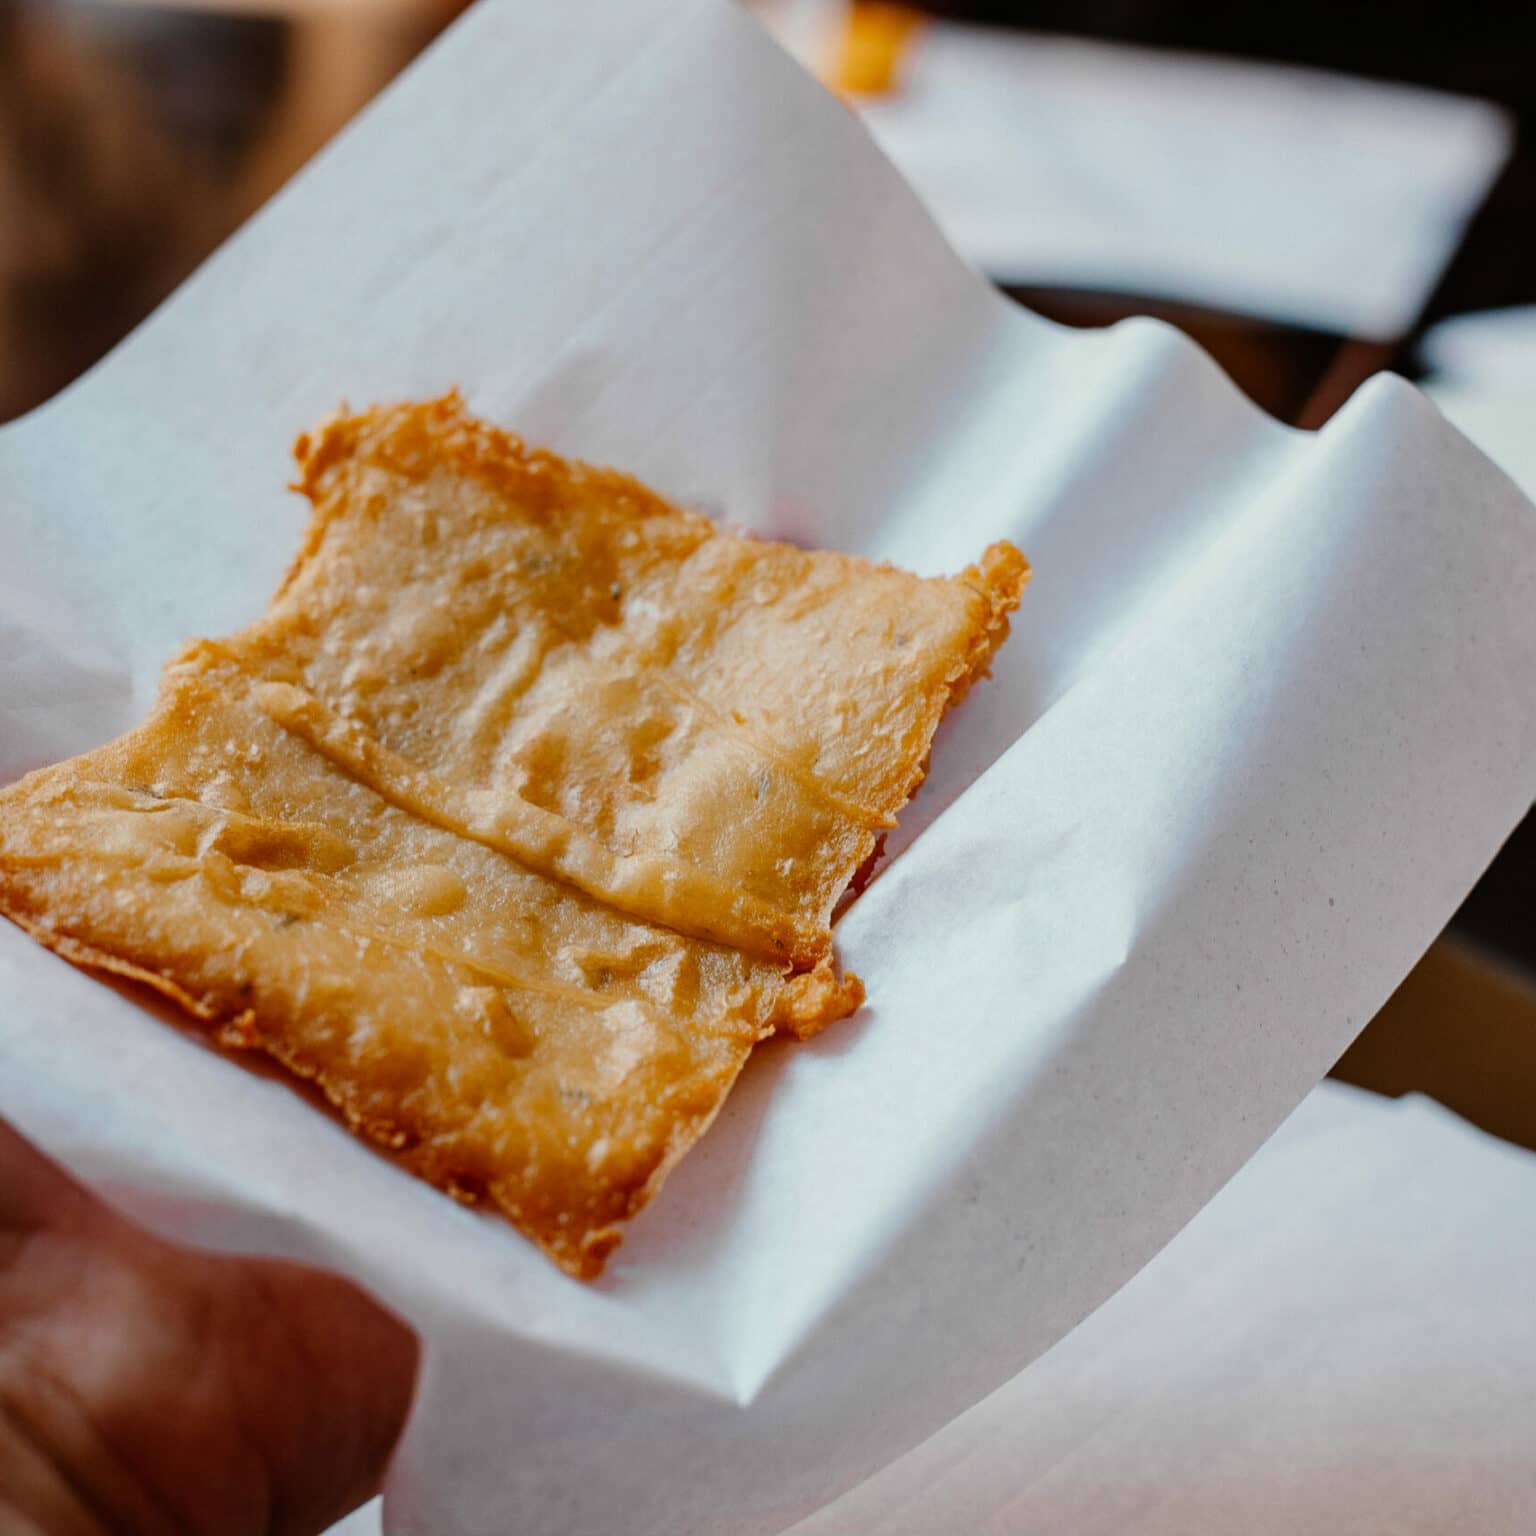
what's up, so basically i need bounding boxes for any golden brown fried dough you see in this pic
[0,396,1026,1277]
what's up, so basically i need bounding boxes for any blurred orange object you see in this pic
[831,2,922,98]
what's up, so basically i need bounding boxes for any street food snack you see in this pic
[0,396,1027,1277]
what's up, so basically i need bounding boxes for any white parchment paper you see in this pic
[1423,306,1536,504]
[333,1080,1536,1534]
[786,1080,1536,1535]
[850,21,1511,337]
[1,2,1534,1532]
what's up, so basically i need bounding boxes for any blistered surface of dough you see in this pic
[0,396,1026,1277]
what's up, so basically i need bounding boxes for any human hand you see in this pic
[0,1115,418,1535]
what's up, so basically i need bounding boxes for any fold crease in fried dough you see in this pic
[0,395,1027,1278]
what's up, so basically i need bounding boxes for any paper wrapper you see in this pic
[787,1081,1536,1535]
[850,19,1511,337]
[337,1079,1536,1535]
[1,2,1533,1531]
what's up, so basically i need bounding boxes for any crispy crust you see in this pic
[0,897,226,1026]
[0,395,1026,1278]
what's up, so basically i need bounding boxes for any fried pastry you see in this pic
[0,396,1027,1277]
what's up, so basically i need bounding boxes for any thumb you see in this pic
[218,1250,421,1534]
[0,1113,419,1536]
